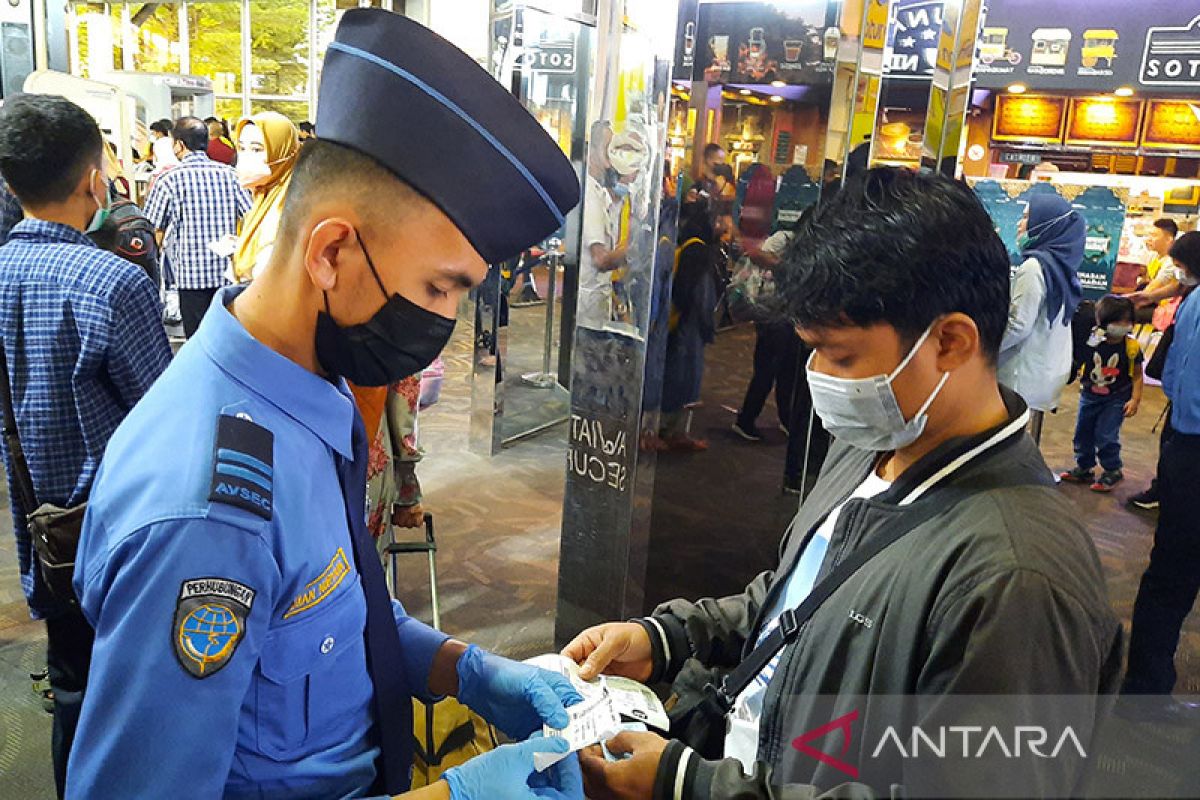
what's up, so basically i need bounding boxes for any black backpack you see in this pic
[88,198,160,288]
[1067,299,1097,384]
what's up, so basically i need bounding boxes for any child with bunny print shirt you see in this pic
[1061,294,1144,492]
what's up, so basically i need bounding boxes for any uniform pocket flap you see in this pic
[259,587,365,683]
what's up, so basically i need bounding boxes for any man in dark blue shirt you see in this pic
[0,94,172,797]
[1125,230,1200,723]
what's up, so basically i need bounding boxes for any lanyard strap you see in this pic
[715,474,1032,709]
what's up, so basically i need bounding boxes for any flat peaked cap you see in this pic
[316,9,581,264]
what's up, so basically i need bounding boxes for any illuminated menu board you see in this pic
[1142,100,1200,151]
[992,95,1067,143]
[1065,97,1144,147]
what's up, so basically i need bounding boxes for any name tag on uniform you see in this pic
[284,548,352,619]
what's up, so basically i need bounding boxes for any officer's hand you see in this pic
[456,645,583,739]
[443,736,582,800]
[561,622,653,682]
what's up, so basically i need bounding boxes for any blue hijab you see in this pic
[1021,194,1084,326]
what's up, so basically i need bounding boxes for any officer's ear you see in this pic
[303,218,359,294]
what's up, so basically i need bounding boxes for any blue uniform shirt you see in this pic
[68,287,449,798]
[1163,292,1200,435]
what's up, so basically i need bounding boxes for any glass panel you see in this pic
[215,97,244,122]
[189,1,243,95]
[250,98,310,122]
[129,3,182,74]
[496,7,592,446]
[249,0,312,98]
[471,5,596,453]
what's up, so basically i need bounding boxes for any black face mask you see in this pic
[314,233,456,387]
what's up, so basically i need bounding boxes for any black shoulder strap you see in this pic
[0,346,41,513]
[715,474,1035,709]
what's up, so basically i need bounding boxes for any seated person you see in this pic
[565,168,1123,800]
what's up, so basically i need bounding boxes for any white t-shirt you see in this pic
[724,471,892,772]
[577,176,621,330]
[760,230,793,259]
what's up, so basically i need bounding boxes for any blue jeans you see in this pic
[1074,390,1127,471]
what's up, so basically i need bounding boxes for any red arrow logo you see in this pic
[791,709,860,779]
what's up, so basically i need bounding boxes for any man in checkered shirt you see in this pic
[145,116,252,337]
[0,94,172,797]
[0,175,23,242]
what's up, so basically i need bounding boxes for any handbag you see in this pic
[0,347,85,608]
[666,480,1024,759]
[1145,323,1174,382]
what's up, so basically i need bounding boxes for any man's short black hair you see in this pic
[0,94,102,207]
[173,116,209,152]
[299,121,315,135]
[150,118,173,136]
[279,139,418,246]
[1169,231,1200,277]
[703,142,724,159]
[779,167,1010,363]
[1153,218,1179,238]
[1095,294,1134,327]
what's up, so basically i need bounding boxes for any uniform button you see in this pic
[320,636,335,654]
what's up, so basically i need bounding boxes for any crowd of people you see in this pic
[0,9,1197,800]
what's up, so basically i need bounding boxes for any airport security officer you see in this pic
[67,10,583,799]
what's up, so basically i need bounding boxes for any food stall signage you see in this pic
[999,151,1042,165]
[992,94,1066,143]
[1065,97,1143,147]
[885,0,944,78]
[1140,15,1200,87]
[1141,100,1200,151]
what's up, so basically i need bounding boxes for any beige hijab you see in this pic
[233,112,299,282]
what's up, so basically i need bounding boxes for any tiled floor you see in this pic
[0,313,1196,797]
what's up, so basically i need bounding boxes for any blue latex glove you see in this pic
[456,645,583,739]
[443,736,583,800]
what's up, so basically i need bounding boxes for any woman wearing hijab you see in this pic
[232,111,300,283]
[998,193,1085,439]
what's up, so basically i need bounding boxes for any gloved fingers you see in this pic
[540,668,585,708]
[517,733,572,759]
[524,675,575,730]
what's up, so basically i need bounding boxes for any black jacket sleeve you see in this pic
[639,570,774,685]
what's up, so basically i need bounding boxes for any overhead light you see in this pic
[1007,83,1027,94]
[739,88,752,95]
[770,80,786,88]
[769,95,784,103]
[1115,86,1134,97]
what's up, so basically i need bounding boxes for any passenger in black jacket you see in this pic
[565,169,1123,800]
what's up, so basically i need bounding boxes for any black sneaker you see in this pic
[732,421,762,442]
[1127,488,1159,510]
[1059,466,1094,484]
[1090,470,1124,493]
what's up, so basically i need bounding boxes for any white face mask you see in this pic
[1179,270,1199,288]
[1105,323,1133,338]
[806,323,950,452]
[236,151,271,188]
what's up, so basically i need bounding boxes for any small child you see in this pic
[1060,295,1143,492]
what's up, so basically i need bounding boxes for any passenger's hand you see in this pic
[579,731,668,800]
[456,645,583,739]
[391,503,425,529]
[1127,291,1152,308]
[561,622,653,682]
[1124,399,1140,418]
[443,736,583,800]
